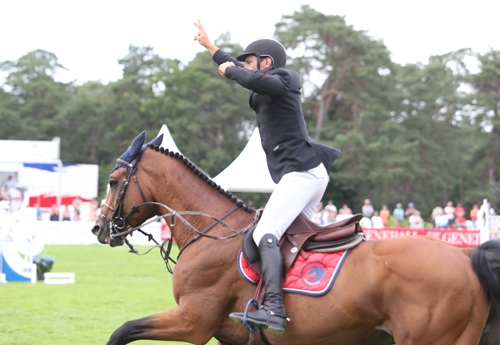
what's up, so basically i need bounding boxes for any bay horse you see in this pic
[92,131,500,345]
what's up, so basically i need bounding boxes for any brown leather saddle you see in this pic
[241,212,365,275]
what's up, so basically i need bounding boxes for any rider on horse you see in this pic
[194,20,340,334]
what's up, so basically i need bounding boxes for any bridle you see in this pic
[100,155,252,274]
[101,158,160,237]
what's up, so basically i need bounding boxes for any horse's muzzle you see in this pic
[92,222,109,244]
[91,220,125,247]
[91,224,100,236]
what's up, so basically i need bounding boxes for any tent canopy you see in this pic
[157,124,275,193]
[157,124,183,155]
[213,128,276,193]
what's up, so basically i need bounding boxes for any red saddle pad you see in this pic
[237,249,350,296]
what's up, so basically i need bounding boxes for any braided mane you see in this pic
[148,144,254,213]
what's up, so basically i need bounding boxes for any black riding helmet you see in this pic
[236,39,287,71]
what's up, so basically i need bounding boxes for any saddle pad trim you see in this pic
[237,250,259,286]
[237,249,351,297]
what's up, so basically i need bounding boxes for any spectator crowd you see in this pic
[310,199,493,230]
[1,175,102,221]
[46,197,101,221]
[1,174,495,229]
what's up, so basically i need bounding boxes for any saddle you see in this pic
[242,211,365,275]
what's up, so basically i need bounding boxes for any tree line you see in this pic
[1,5,499,220]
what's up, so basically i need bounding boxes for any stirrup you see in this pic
[246,306,288,334]
[242,298,260,333]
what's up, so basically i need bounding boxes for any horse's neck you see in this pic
[141,150,253,248]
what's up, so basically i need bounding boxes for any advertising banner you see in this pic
[363,228,483,247]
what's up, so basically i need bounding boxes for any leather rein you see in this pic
[101,157,250,274]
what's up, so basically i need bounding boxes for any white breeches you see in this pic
[253,163,329,246]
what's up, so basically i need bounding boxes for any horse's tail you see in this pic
[471,240,500,302]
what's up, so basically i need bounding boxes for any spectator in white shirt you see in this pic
[409,211,424,228]
[371,211,384,229]
[434,209,449,229]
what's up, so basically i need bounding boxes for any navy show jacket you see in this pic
[213,50,340,184]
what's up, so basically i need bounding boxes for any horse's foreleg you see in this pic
[106,306,217,345]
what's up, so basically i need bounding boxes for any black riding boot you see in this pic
[230,233,287,334]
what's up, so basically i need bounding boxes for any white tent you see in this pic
[157,124,183,155]
[213,128,276,193]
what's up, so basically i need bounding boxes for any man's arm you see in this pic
[193,20,219,56]
[225,68,292,96]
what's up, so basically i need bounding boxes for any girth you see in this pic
[242,212,364,275]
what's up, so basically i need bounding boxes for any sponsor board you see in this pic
[363,228,482,247]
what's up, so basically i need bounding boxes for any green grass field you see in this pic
[0,244,218,345]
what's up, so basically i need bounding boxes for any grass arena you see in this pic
[0,244,219,345]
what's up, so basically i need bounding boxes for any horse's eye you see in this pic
[109,180,118,189]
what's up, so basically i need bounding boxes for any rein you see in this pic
[177,204,241,258]
[104,157,253,274]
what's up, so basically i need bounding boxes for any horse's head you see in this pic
[92,131,163,247]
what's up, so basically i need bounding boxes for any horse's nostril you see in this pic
[91,225,100,235]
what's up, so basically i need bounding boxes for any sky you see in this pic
[1,0,499,85]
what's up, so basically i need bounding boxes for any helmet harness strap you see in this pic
[256,54,274,73]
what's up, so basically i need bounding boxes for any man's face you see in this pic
[244,55,258,70]
[244,55,271,71]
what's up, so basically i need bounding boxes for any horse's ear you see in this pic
[149,134,164,147]
[129,131,147,159]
